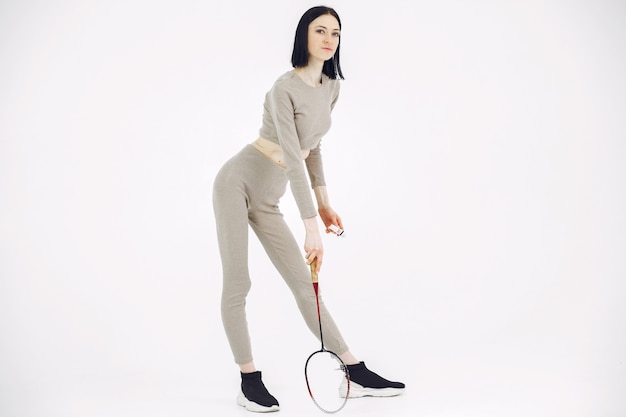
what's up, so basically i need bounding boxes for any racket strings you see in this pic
[305,351,350,414]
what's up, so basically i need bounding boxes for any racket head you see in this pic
[304,349,350,413]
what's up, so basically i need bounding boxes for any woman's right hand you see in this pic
[303,216,323,274]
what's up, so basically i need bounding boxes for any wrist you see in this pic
[303,216,319,233]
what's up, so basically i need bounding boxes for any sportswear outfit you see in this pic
[212,70,404,412]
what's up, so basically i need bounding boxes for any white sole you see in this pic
[237,391,280,413]
[339,380,405,398]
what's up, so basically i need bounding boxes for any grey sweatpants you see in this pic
[212,145,348,365]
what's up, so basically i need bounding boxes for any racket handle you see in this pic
[310,259,319,284]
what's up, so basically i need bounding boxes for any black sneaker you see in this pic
[236,371,280,412]
[340,361,405,398]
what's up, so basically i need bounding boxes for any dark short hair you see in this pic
[291,6,344,80]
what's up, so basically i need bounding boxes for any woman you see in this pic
[213,6,405,412]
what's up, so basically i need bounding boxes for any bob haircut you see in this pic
[291,6,344,80]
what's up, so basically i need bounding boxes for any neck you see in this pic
[295,61,325,87]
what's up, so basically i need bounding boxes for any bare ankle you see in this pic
[239,361,257,373]
[339,351,359,365]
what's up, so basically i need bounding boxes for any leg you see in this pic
[213,148,281,413]
[213,159,254,366]
[249,208,349,355]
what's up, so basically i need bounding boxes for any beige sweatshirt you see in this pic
[258,70,340,219]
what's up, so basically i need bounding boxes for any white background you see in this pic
[1,1,625,416]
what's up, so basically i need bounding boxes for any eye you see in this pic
[332,32,340,37]
[316,29,325,34]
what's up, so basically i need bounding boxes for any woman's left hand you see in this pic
[318,207,344,235]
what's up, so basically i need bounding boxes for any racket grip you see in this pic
[310,259,319,283]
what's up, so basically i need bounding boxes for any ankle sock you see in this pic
[241,371,279,408]
[347,362,405,389]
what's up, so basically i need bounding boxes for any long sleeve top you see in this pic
[258,70,340,219]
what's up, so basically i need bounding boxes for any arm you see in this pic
[305,84,343,272]
[268,82,324,269]
[310,80,341,232]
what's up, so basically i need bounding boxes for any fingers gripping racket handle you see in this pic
[310,259,319,284]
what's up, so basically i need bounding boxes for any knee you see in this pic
[222,279,251,308]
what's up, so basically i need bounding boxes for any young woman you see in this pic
[213,6,405,412]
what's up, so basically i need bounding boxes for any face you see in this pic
[307,14,341,64]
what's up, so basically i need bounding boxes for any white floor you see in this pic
[2,333,624,417]
[2,370,622,417]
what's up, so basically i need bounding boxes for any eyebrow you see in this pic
[315,25,340,32]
